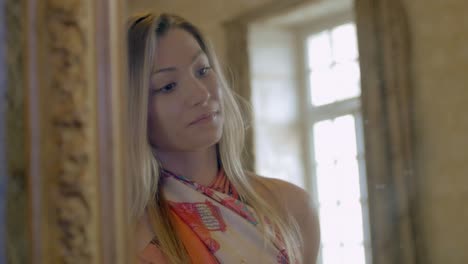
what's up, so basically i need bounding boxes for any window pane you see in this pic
[322,244,366,264]
[313,119,336,163]
[334,115,357,159]
[319,205,343,245]
[322,245,343,264]
[313,113,366,263]
[333,62,361,101]
[319,202,364,246]
[342,244,366,264]
[319,202,365,263]
[309,69,336,106]
[309,62,361,106]
[307,31,332,70]
[340,202,365,244]
[336,160,361,202]
[310,69,336,106]
[331,23,358,62]
[313,115,357,163]
[316,163,338,204]
[316,159,361,204]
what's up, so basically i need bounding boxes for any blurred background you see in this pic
[1,0,467,263]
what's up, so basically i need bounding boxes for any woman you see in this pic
[127,13,320,263]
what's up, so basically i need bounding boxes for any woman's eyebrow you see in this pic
[153,50,204,75]
[191,49,204,64]
[153,66,176,75]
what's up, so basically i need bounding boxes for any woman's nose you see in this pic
[187,77,210,106]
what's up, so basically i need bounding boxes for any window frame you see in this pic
[294,11,373,264]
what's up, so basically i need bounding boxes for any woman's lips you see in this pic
[189,111,218,126]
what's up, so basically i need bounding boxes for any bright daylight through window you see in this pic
[307,22,370,264]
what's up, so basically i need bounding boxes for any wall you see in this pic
[127,0,272,62]
[403,0,468,263]
[248,24,304,187]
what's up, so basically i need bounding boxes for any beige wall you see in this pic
[127,0,468,262]
[127,0,271,62]
[404,0,468,263]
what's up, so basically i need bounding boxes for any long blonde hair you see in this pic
[126,13,302,263]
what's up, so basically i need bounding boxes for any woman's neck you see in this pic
[155,145,219,186]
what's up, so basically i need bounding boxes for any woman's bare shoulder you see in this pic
[247,172,321,263]
[247,172,310,210]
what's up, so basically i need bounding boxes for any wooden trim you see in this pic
[223,21,255,171]
[296,29,315,197]
[355,0,417,263]
[307,98,361,122]
[228,0,313,24]
[294,9,354,34]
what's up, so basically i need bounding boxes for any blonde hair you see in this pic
[126,13,302,263]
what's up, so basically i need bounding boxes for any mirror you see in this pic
[2,0,467,263]
[127,0,468,263]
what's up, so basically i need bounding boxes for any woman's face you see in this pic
[148,28,223,152]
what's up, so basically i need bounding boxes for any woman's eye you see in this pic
[158,82,176,93]
[197,66,211,77]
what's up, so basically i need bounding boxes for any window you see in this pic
[304,22,371,264]
[307,24,360,106]
[247,4,372,264]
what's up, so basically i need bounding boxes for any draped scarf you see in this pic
[139,169,289,263]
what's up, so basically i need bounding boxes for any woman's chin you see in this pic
[191,135,221,150]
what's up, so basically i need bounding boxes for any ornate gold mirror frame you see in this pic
[3,0,130,263]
